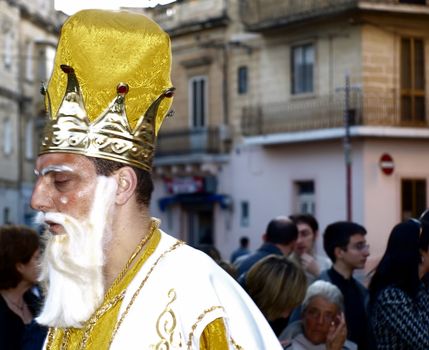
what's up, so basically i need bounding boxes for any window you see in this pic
[3,118,12,156]
[291,44,314,94]
[240,201,249,227]
[238,66,248,94]
[25,120,34,160]
[3,30,13,69]
[189,76,207,128]
[401,37,425,123]
[3,207,10,225]
[45,46,56,80]
[25,41,33,81]
[295,180,315,215]
[38,45,55,81]
[401,179,426,219]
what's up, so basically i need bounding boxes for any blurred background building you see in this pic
[1,0,429,264]
[143,0,429,264]
[0,0,63,226]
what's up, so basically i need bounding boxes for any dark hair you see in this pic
[0,225,40,289]
[265,217,298,245]
[240,236,249,247]
[369,219,429,302]
[323,221,367,263]
[89,157,154,206]
[419,209,429,251]
[195,244,237,278]
[289,213,319,233]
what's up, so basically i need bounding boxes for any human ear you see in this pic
[114,167,137,205]
[16,263,25,275]
[334,247,343,260]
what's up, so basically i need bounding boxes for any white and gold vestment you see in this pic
[45,224,282,349]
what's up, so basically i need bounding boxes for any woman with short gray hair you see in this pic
[301,280,344,313]
[280,280,356,350]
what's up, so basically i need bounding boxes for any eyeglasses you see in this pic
[349,242,370,252]
[305,307,336,324]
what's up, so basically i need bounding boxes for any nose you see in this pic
[30,178,52,212]
[363,247,370,257]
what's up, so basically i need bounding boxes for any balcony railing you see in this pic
[240,0,428,30]
[241,92,428,136]
[146,0,227,33]
[156,126,229,157]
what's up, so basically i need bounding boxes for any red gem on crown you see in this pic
[117,83,129,94]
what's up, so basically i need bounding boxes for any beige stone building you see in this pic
[142,0,429,264]
[0,0,61,225]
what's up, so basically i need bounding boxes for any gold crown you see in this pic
[39,10,174,172]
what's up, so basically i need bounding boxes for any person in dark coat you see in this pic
[319,221,371,350]
[235,216,298,279]
[369,216,429,349]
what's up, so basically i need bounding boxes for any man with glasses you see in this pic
[320,221,371,349]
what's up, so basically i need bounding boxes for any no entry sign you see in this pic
[379,153,394,175]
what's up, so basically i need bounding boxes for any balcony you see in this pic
[241,92,428,137]
[155,126,230,157]
[240,0,429,31]
[145,0,228,35]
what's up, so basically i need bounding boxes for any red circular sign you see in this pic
[379,153,394,175]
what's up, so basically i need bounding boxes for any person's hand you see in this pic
[300,253,320,277]
[326,312,347,350]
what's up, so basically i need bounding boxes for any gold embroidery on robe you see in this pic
[153,288,183,349]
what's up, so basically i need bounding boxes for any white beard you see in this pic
[35,176,117,328]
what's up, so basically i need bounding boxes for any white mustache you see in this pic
[34,211,69,228]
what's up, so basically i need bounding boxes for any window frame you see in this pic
[2,118,13,156]
[3,30,14,70]
[291,42,315,95]
[25,40,34,81]
[294,180,316,215]
[25,119,34,160]
[188,75,208,128]
[400,36,426,123]
[238,65,248,95]
[401,178,427,220]
[240,200,250,227]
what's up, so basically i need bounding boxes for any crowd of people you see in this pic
[210,211,429,349]
[3,212,429,349]
[2,7,429,350]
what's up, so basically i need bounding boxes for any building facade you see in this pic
[144,0,429,264]
[0,0,60,225]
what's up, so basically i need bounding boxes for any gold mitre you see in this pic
[39,9,174,172]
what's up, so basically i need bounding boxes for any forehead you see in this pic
[298,222,314,233]
[307,296,338,312]
[349,233,366,244]
[35,153,96,173]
